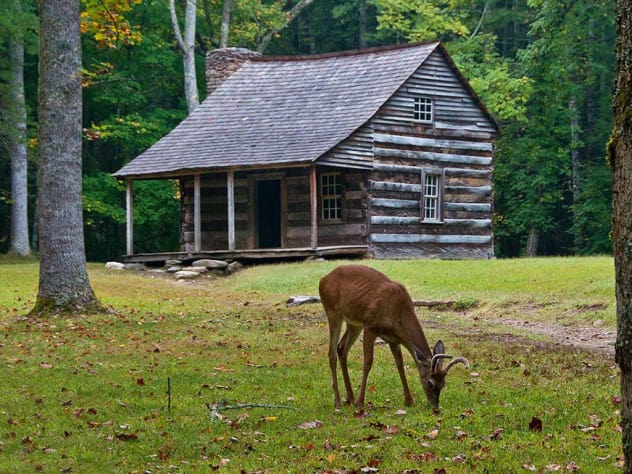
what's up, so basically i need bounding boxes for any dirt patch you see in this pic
[447,313,616,357]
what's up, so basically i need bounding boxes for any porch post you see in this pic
[227,170,235,250]
[125,179,133,255]
[194,173,201,252]
[310,165,318,249]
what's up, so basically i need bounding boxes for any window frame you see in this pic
[413,96,433,123]
[319,171,343,223]
[420,168,445,223]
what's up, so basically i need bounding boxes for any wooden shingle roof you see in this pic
[114,42,442,179]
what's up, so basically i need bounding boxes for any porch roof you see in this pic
[113,42,441,179]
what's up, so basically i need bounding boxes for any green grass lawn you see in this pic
[0,256,622,473]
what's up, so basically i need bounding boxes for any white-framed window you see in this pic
[320,172,342,221]
[421,169,444,223]
[413,97,433,123]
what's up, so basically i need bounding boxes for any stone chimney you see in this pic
[205,47,262,95]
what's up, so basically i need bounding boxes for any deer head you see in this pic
[415,340,470,408]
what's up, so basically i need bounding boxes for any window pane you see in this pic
[414,97,432,122]
[423,173,440,221]
[321,173,342,220]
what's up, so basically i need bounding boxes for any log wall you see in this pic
[180,167,368,251]
[367,49,495,259]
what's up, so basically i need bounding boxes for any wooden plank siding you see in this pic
[365,48,495,259]
[180,167,369,252]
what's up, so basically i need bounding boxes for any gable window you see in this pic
[413,97,433,123]
[421,169,444,223]
[321,172,342,221]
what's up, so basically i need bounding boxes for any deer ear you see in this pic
[413,346,425,362]
[433,340,445,356]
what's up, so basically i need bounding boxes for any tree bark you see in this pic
[611,0,632,470]
[220,0,231,48]
[8,30,31,256]
[169,0,199,113]
[33,0,102,314]
[358,0,367,49]
[569,96,582,253]
[525,227,540,257]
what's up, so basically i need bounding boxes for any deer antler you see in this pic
[431,353,453,372]
[444,357,470,373]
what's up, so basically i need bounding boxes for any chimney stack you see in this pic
[205,47,261,95]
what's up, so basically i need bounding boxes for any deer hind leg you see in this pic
[337,325,362,406]
[389,343,414,406]
[326,312,343,409]
[356,328,378,409]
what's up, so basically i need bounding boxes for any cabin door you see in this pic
[256,179,282,248]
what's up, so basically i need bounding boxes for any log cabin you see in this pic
[113,42,499,263]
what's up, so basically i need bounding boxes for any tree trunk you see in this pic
[358,0,367,49]
[611,0,632,470]
[525,227,540,257]
[569,96,582,253]
[32,0,102,315]
[8,32,31,256]
[169,0,199,113]
[220,0,231,48]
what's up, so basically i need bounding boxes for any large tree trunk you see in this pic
[8,31,31,256]
[169,0,199,113]
[32,0,102,314]
[611,0,632,470]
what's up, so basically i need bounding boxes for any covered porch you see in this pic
[121,163,370,264]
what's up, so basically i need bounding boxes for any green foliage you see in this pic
[373,0,471,43]
[82,175,180,261]
[448,34,532,123]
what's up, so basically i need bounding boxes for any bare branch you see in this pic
[256,0,316,53]
[168,0,187,53]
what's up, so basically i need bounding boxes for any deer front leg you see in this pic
[338,325,362,406]
[327,318,343,409]
[389,343,414,406]
[356,328,378,409]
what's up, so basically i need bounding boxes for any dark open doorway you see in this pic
[256,179,281,248]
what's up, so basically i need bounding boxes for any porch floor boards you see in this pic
[122,245,369,264]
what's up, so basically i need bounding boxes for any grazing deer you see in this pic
[319,264,469,410]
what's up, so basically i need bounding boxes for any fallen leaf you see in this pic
[565,461,579,472]
[489,428,504,440]
[298,420,323,430]
[612,395,622,405]
[529,416,543,433]
[114,432,138,441]
[136,378,144,386]
[408,452,435,462]
[327,453,336,464]
[544,464,561,472]
[452,454,466,463]
[522,463,536,471]
[425,429,439,440]
[40,362,53,369]
[434,469,447,474]
[382,425,399,434]
[455,430,468,440]
[395,409,407,415]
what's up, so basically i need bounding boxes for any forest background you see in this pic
[0,0,616,261]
